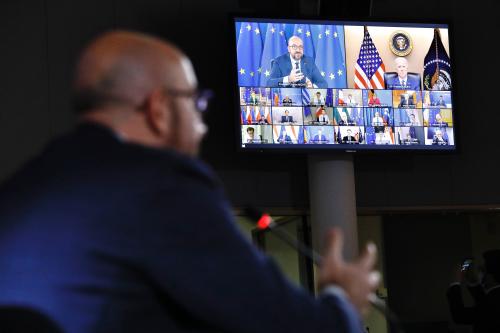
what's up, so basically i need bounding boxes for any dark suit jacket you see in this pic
[281,115,294,123]
[279,134,293,143]
[398,95,415,107]
[267,54,327,88]
[248,96,259,105]
[386,76,420,90]
[342,136,358,144]
[432,99,446,106]
[447,284,500,333]
[313,135,328,143]
[0,123,363,333]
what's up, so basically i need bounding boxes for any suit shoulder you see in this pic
[274,53,289,63]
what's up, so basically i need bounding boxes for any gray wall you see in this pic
[1,0,499,209]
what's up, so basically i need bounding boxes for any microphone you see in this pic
[247,207,323,265]
[243,207,403,332]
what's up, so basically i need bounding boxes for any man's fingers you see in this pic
[369,271,381,289]
[359,242,377,269]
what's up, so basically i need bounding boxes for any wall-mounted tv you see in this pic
[233,17,455,151]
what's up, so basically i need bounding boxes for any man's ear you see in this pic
[144,89,172,137]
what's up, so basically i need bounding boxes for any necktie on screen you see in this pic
[402,80,406,87]
[295,62,299,70]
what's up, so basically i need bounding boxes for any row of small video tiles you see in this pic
[239,87,452,109]
[241,125,454,146]
[241,106,454,127]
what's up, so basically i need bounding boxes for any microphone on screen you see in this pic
[242,207,402,331]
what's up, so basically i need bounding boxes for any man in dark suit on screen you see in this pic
[267,36,327,88]
[342,129,358,144]
[432,129,449,145]
[0,31,379,333]
[312,129,328,144]
[432,95,447,107]
[385,57,420,90]
[282,95,293,105]
[281,109,294,123]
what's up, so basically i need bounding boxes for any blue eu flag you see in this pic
[259,23,287,86]
[423,28,452,90]
[297,127,304,143]
[292,24,315,58]
[237,22,263,86]
[365,126,376,144]
[314,25,347,88]
[278,125,287,142]
[326,88,333,106]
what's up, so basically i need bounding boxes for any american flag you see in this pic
[354,27,385,89]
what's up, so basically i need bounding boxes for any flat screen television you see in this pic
[232,17,455,151]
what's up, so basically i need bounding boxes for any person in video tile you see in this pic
[432,129,448,145]
[281,110,294,123]
[368,92,381,106]
[342,129,358,144]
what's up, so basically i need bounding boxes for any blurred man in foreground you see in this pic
[0,31,379,333]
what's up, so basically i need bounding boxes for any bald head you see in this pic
[74,31,194,111]
[74,31,206,157]
[287,36,304,61]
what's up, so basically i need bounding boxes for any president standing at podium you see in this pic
[267,36,327,88]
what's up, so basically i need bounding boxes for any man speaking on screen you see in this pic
[267,36,327,88]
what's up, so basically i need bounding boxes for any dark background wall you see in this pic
[383,214,472,331]
[1,0,499,210]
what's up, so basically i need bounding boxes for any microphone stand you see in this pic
[243,209,404,333]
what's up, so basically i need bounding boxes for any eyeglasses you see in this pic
[289,44,304,50]
[164,88,214,113]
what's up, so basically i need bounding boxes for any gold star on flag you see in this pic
[325,29,330,36]
[329,73,335,80]
[298,28,303,34]
[239,68,245,75]
[257,67,262,73]
[265,70,270,77]
[246,24,251,31]
[306,31,311,37]
[334,32,338,38]
[250,72,254,77]
[337,69,343,76]
[321,71,325,77]
[271,27,276,33]
[279,31,284,36]
[254,28,260,34]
